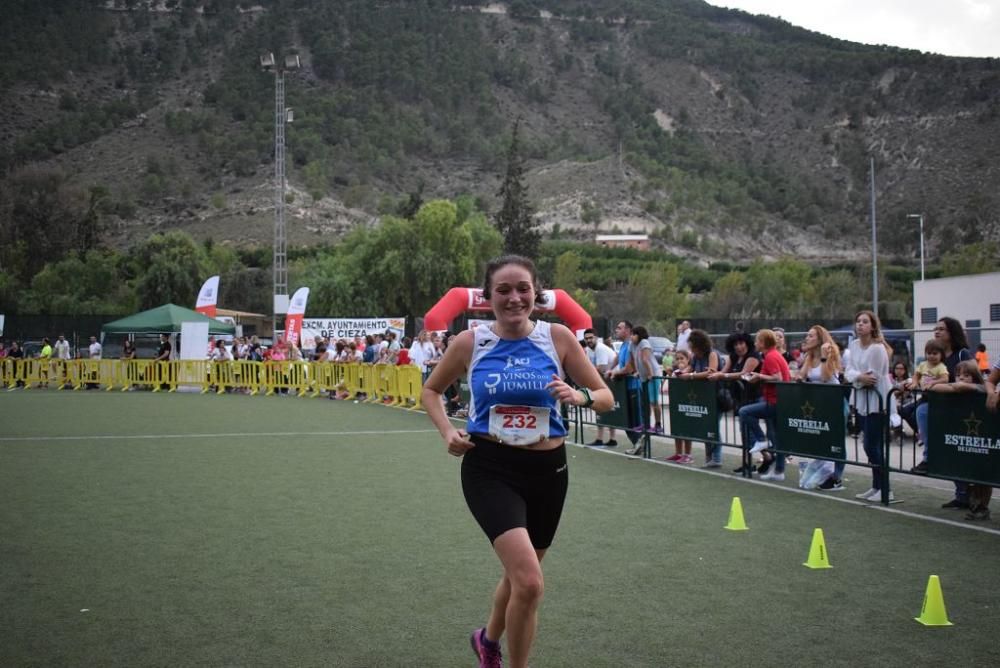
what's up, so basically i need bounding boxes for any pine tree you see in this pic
[494,119,540,258]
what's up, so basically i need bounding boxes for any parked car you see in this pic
[649,336,675,364]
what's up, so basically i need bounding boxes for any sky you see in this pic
[705,0,1000,59]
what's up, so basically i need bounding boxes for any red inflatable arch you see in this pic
[423,288,592,336]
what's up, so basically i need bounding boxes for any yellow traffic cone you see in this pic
[724,497,748,531]
[915,575,954,626]
[802,528,833,569]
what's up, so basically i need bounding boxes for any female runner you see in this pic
[422,255,612,668]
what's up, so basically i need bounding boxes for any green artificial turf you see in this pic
[1,391,998,667]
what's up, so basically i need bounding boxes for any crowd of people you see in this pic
[578,313,1000,521]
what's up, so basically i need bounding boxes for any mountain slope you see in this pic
[2,0,998,262]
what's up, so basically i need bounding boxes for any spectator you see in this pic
[675,329,721,467]
[986,359,1000,412]
[666,349,694,464]
[741,329,791,480]
[0,340,6,358]
[583,328,617,446]
[8,341,25,387]
[396,345,412,366]
[772,327,794,366]
[675,320,691,352]
[425,333,444,376]
[54,334,71,361]
[796,325,846,490]
[915,317,973,507]
[313,336,328,362]
[121,340,137,390]
[891,360,917,438]
[384,332,401,363]
[363,335,378,364]
[844,311,892,501]
[409,330,436,382]
[607,320,640,448]
[976,343,990,373]
[711,331,760,409]
[53,334,72,388]
[87,336,102,389]
[907,340,949,474]
[38,337,52,388]
[211,338,232,362]
[629,326,664,443]
[929,361,990,520]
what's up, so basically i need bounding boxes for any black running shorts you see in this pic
[461,435,569,549]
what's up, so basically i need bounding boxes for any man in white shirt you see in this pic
[86,336,102,389]
[676,320,692,352]
[54,334,71,360]
[88,336,102,360]
[583,328,618,446]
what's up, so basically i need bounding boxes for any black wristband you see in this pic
[579,387,594,407]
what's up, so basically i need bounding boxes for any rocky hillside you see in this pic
[2,0,999,263]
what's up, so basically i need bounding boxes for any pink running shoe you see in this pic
[665,453,683,462]
[470,628,502,668]
[678,454,695,464]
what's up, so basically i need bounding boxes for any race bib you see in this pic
[488,405,550,446]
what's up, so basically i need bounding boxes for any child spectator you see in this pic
[891,361,917,437]
[665,350,694,464]
[908,339,949,473]
[909,340,949,392]
[929,361,990,520]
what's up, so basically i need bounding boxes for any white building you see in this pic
[912,271,1000,356]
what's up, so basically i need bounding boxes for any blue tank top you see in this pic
[467,321,566,441]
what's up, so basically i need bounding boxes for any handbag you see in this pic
[716,383,734,413]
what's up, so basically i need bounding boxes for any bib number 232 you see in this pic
[489,405,549,446]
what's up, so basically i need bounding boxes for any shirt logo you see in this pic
[484,373,502,395]
[504,356,530,370]
[479,339,492,347]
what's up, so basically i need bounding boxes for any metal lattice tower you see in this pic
[273,71,288,316]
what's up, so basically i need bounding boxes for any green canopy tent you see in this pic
[101,304,236,336]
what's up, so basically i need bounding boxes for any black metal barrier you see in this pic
[569,377,901,505]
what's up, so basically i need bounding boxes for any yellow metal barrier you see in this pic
[236,360,263,395]
[396,365,423,410]
[3,359,430,408]
[344,363,364,398]
[174,359,211,393]
[17,359,46,389]
[75,359,103,389]
[212,361,236,394]
[263,361,307,397]
[310,362,336,397]
[145,361,177,392]
[99,359,126,391]
[362,364,380,402]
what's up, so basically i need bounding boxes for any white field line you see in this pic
[0,429,438,443]
[572,441,1000,537]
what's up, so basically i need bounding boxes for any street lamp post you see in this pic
[260,52,300,336]
[907,213,925,281]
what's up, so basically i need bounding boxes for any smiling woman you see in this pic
[421,254,612,668]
